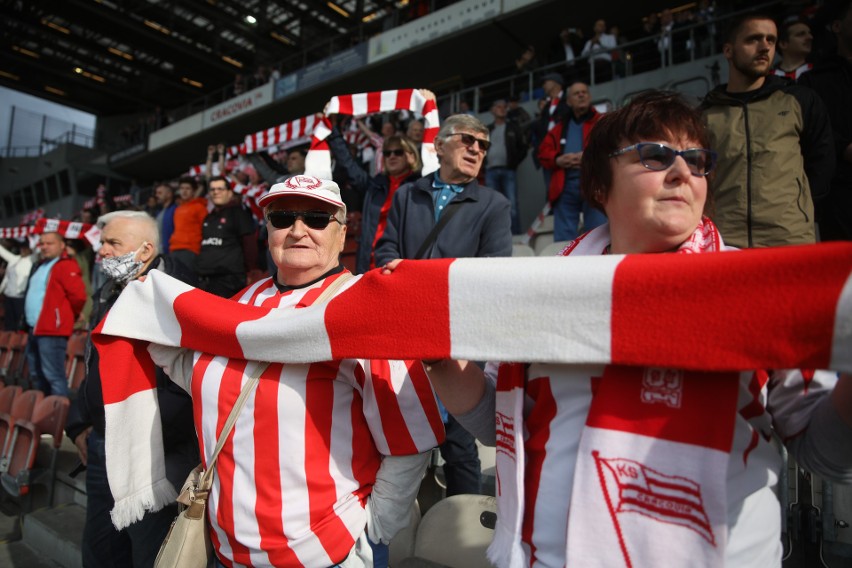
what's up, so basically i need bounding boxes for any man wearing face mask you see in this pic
[65,210,199,568]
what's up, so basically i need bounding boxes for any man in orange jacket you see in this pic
[169,176,209,272]
[24,231,87,396]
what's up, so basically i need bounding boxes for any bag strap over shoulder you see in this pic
[198,361,267,490]
[415,201,463,260]
[196,271,355,491]
[314,272,354,303]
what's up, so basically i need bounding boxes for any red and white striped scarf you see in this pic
[243,115,319,155]
[94,242,852,529]
[21,208,45,225]
[492,220,742,567]
[33,218,101,247]
[547,91,563,131]
[0,225,34,240]
[230,181,269,223]
[305,89,440,180]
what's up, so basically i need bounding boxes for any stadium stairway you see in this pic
[0,434,85,568]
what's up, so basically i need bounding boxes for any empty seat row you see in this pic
[0,331,28,384]
[0,329,89,392]
[65,330,88,391]
[0,384,69,508]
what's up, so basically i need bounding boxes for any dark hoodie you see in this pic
[800,54,852,240]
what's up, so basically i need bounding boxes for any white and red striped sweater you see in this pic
[109,272,444,567]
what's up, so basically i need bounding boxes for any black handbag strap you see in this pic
[415,201,463,260]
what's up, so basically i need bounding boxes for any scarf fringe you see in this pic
[110,478,178,530]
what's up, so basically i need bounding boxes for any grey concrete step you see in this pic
[0,431,86,568]
[21,504,84,568]
[0,504,21,543]
[0,540,65,567]
[49,436,87,509]
[0,500,68,568]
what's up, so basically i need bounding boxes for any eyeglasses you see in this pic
[448,132,491,152]
[266,210,342,230]
[383,149,406,158]
[609,143,716,176]
[208,185,230,192]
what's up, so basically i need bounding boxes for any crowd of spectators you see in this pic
[61,0,852,272]
[0,1,850,566]
[115,1,732,148]
[539,2,720,84]
[231,64,282,97]
[117,2,727,149]
[12,2,851,312]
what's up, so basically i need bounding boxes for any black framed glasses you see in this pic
[609,142,717,177]
[449,132,491,152]
[266,210,342,230]
[382,148,406,158]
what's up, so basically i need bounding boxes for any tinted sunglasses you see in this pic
[449,132,491,152]
[609,142,717,176]
[382,148,406,157]
[266,210,342,230]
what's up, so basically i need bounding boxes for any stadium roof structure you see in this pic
[0,0,410,116]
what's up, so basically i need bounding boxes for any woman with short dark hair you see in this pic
[414,90,852,568]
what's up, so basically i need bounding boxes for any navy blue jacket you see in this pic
[374,173,512,264]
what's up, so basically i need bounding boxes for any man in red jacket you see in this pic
[538,82,607,242]
[24,231,87,396]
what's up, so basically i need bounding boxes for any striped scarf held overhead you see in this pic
[243,115,320,155]
[34,218,101,247]
[94,242,852,529]
[306,89,440,180]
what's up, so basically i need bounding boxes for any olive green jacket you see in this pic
[701,75,834,248]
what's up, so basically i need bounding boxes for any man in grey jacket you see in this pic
[375,114,512,263]
[375,113,512,497]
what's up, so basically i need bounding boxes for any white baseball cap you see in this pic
[258,175,346,213]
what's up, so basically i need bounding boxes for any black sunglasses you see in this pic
[266,210,342,230]
[382,148,406,158]
[449,132,491,152]
[609,143,717,177]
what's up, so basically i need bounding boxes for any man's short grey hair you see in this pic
[436,114,489,142]
[97,210,161,254]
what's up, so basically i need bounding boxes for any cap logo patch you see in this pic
[285,175,322,190]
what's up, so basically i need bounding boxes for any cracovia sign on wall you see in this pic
[203,82,273,128]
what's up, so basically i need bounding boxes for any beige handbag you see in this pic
[154,272,353,568]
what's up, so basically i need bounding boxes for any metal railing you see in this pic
[1,128,96,159]
[106,1,783,153]
[437,1,779,115]
[158,1,447,126]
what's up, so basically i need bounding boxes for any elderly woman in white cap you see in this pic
[151,176,444,568]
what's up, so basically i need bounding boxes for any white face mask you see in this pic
[101,243,147,284]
